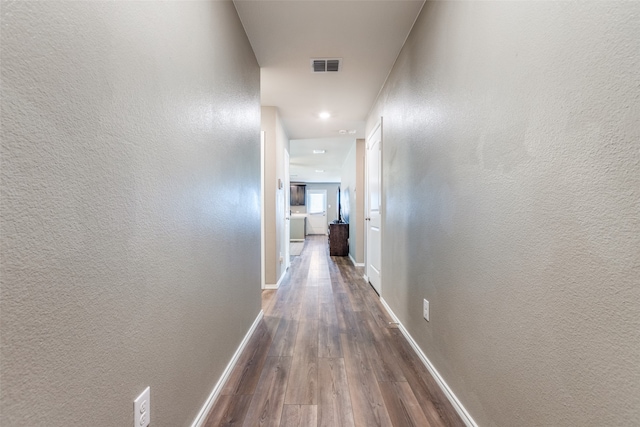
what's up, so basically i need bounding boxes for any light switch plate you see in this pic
[423,299,430,321]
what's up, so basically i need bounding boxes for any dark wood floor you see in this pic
[204,236,465,427]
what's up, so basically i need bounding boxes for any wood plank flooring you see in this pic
[204,236,465,427]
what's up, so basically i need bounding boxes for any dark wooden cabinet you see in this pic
[329,223,349,256]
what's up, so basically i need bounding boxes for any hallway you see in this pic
[204,236,464,426]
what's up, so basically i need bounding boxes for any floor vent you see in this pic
[311,58,341,73]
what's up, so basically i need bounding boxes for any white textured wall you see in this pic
[1,2,261,426]
[368,1,640,425]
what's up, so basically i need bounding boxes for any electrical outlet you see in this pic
[134,387,150,427]
[423,299,430,322]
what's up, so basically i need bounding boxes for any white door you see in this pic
[306,189,327,235]
[284,151,290,269]
[366,122,382,294]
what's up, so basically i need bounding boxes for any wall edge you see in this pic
[191,310,265,427]
[264,268,287,290]
[380,298,478,427]
[349,253,365,267]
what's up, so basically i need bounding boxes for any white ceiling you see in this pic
[289,137,355,183]
[234,0,425,181]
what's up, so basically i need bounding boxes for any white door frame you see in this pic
[365,120,382,294]
[284,151,291,270]
[260,131,266,290]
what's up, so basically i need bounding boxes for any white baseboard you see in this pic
[379,298,478,427]
[264,269,287,290]
[348,253,365,267]
[191,310,264,427]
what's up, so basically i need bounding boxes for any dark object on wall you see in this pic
[341,187,350,224]
[329,223,349,256]
[337,186,341,222]
[290,184,306,206]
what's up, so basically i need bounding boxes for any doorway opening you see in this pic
[306,189,327,235]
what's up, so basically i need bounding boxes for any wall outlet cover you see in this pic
[134,387,150,427]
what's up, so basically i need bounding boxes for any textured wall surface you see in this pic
[341,140,365,263]
[355,139,365,264]
[262,106,278,284]
[367,1,640,426]
[275,112,289,279]
[261,106,289,285]
[341,142,357,257]
[1,2,261,426]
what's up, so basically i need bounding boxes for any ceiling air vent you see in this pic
[311,58,341,73]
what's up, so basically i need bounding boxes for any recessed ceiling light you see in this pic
[319,111,331,120]
[313,150,326,154]
[348,130,357,134]
[315,169,325,173]
[338,130,347,135]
